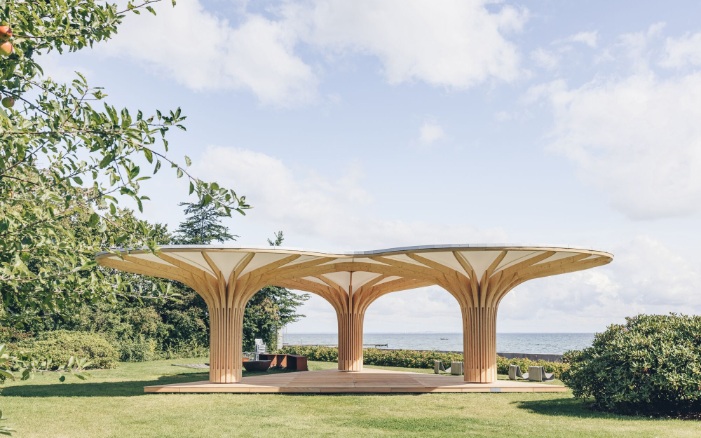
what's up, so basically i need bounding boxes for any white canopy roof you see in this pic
[97,245,613,308]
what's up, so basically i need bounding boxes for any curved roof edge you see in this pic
[96,243,613,260]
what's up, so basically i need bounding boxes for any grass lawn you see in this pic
[1,359,698,437]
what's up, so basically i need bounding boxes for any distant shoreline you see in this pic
[285,332,595,335]
[282,332,595,355]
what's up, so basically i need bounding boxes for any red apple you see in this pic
[0,25,11,42]
[1,96,14,108]
[0,41,12,56]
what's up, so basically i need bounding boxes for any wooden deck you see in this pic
[145,369,567,394]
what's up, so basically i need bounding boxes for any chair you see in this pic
[508,364,518,380]
[509,364,528,380]
[450,361,463,376]
[527,366,554,382]
[254,338,267,361]
[434,360,451,374]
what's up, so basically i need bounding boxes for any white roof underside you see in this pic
[98,245,612,292]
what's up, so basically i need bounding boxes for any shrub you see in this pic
[278,345,567,377]
[117,337,158,362]
[17,330,119,369]
[496,356,568,378]
[561,314,701,416]
[162,340,210,360]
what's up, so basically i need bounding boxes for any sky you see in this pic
[45,0,701,334]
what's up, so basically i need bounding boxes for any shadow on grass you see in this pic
[1,371,209,398]
[1,368,293,398]
[514,397,636,421]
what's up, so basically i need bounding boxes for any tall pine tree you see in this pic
[172,201,236,244]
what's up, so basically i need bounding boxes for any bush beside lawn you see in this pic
[562,313,701,417]
[278,345,569,378]
[14,330,119,369]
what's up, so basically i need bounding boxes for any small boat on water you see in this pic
[440,338,448,340]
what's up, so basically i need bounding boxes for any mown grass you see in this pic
[1,359,698,437]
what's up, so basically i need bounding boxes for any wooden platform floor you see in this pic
[145,369,567,394]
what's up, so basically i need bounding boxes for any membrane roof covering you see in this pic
[97,245,613,295]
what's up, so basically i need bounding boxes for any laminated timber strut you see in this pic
[97,245,612,385]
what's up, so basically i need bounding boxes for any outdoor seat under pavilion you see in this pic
[97,244,612,385]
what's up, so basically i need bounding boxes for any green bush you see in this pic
[561,314,701,416]
[278,345,567,377]
[161,340,209,360]
[17,330,119,369]
[496,356,568,378]
[117,337,158,362]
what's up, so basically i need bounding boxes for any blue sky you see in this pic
[48,0,701,333]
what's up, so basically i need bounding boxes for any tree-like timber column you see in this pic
[461,305,498,383]
[337,310,365,371]
[208,305,245,383]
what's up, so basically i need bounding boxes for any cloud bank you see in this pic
[102,0,526,106]
[533,28,701,220]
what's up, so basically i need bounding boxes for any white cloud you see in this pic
[287,0,527,89]
[527,25,701,219]
[567,31,598,48]
[530,31,597,72]
[192,146,507,249]
[37,52,94,84]
[661,32,701,68]
[99,1,527,104]
[418,121,446,146]
[365,287,462,332]
[530,48,560,70]
[102,1,317,106]
[534,70,701,219]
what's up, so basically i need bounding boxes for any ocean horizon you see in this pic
[282,332,595,355]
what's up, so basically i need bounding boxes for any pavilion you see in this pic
[97,244,612,392]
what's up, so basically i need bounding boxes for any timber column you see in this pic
[337,309,365,371]
[208,304,245,383]
[461,304,498,383]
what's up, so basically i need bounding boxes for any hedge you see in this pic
[278,345,568,378]
[16,330,119,369]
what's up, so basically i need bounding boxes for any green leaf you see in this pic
[88,213,99,226]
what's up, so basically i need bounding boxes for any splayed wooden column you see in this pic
[208,305,245,383]
[461,305,498,383]
[337,309,365,371]
[337,272,365,372]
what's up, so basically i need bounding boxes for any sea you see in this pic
[282,332,595,355]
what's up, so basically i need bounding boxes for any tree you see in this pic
[172,200,236,245]
[0,1,248,323]
[1,3,248,432]
[242,232,309,351]
[0,192,175,331]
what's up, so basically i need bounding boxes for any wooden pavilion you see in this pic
[97,244,612,391]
